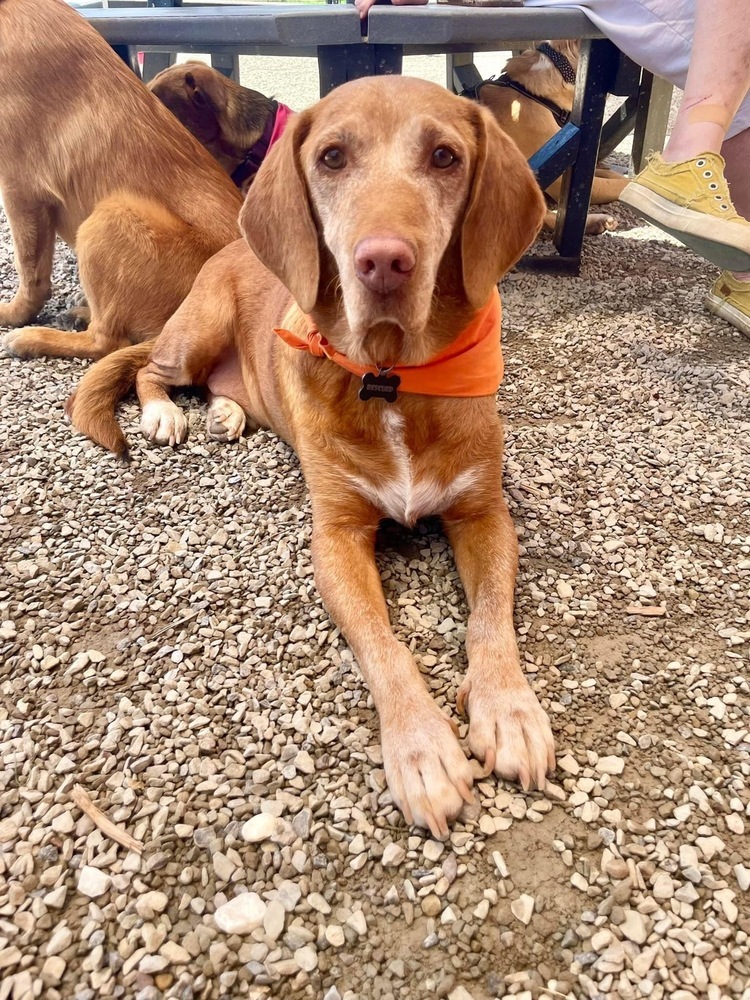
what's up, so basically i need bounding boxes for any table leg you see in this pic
[318,44,402,96]
[211,53,241,83]
[554,38,619,264]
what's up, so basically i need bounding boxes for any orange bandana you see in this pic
[274,289,503,397]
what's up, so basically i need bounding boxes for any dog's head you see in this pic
[240,76,544,368]
[148,62,273,158]
[149,62,230,147]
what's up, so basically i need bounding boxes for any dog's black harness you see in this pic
[462,44,576,129]
[231,99,279,189]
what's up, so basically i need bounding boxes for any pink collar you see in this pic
[231,101,293,189]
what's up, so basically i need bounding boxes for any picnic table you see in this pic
[75,2,672,274]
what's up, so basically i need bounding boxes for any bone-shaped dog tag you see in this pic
[359,369,401,403]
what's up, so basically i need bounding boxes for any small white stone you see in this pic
[136,891,169,918]
[492,851,509,878]
[294,945,318,972]
[160,942,191,965]
[448,986,474,1000]
[77,866,111,899]
[708,957,730,986]
[672,803,692,823]
[41,956,66,984]
[346,910,367,936]
[241,814,280,843]
[381,843,405,867]
[595,756,624,776]
[651,873,674,900]
[620,909,649,945]
[423,840,443,862]
[308,892,331,914]
[556,580,574,599]
[448,989,477,1000]
[214,893,266,934]
[441,906,457,924]
[325,924,345,948]
[725,813,744,835]
[733,863,750,891]
[0,620,17,640]
[348,834,366,855]
[510,894,534,925]
[591,930,612,951]
[696,835,725,862]
[263,900,286,941]
[558,754,580,776]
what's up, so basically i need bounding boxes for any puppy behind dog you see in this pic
[70,77,554,836]
[149,62,294,193]
[0,0,241,362]
[477,40,627,234]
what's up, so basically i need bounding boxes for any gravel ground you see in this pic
[1,65,749,1000]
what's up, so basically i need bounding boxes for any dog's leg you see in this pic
[444,501,555,791]
[2,322,117,360]
[589,174,629,205]
[135,282,235,447]
[0,200,55,327]
[310,502,474,837]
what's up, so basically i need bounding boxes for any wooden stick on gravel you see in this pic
[70,784,144,855]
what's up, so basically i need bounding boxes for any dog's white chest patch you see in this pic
[350,409,477,526]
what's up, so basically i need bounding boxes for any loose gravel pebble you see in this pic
[1,82,748,1000]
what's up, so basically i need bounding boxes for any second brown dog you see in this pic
[0,0,242,362]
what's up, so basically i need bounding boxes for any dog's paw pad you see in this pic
[206,396,246,442]
[140,400,188,447]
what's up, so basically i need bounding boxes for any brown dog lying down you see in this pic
[0,0,241,362]
[476,40,627,234]
[70,77,555,836]
[149,62,294,194]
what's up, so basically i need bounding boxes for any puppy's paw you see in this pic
[585,213,618,235]
[458,675,555,791]
[140,400,188,447]
[59,306,91,332]
[206,396,246,442]
[381,697,474,839]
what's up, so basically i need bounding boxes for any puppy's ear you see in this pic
[184,63,228,115]
[461,104,545,309]
[239,110,320,313]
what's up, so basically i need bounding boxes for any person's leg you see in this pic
[662,1,750,162]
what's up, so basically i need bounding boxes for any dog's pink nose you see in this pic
[354,236,416,294]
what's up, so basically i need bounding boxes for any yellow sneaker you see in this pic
[705,271,750,338]
[620,153,750,270]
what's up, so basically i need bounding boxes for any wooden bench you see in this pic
[75,2,672,273]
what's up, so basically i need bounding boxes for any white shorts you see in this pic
[524,0,750,140]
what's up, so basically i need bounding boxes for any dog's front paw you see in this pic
[381,697,474,839]
[206,396,246,442]
[1,329,36,358]
[140,400,188,447]
[585,213,618,235]
[458,675,555,791]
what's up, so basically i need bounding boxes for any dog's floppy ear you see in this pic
[239,109,320,313]
[461,103,545,309]
[183,62,228,115]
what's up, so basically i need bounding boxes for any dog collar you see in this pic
[231,101,293,188]
[274,289,503,400]
[536,42,577,85]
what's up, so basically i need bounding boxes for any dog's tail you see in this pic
[66,341,154,460]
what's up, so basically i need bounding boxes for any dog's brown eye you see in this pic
[432,147,456,169]
[322,147,346,170]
